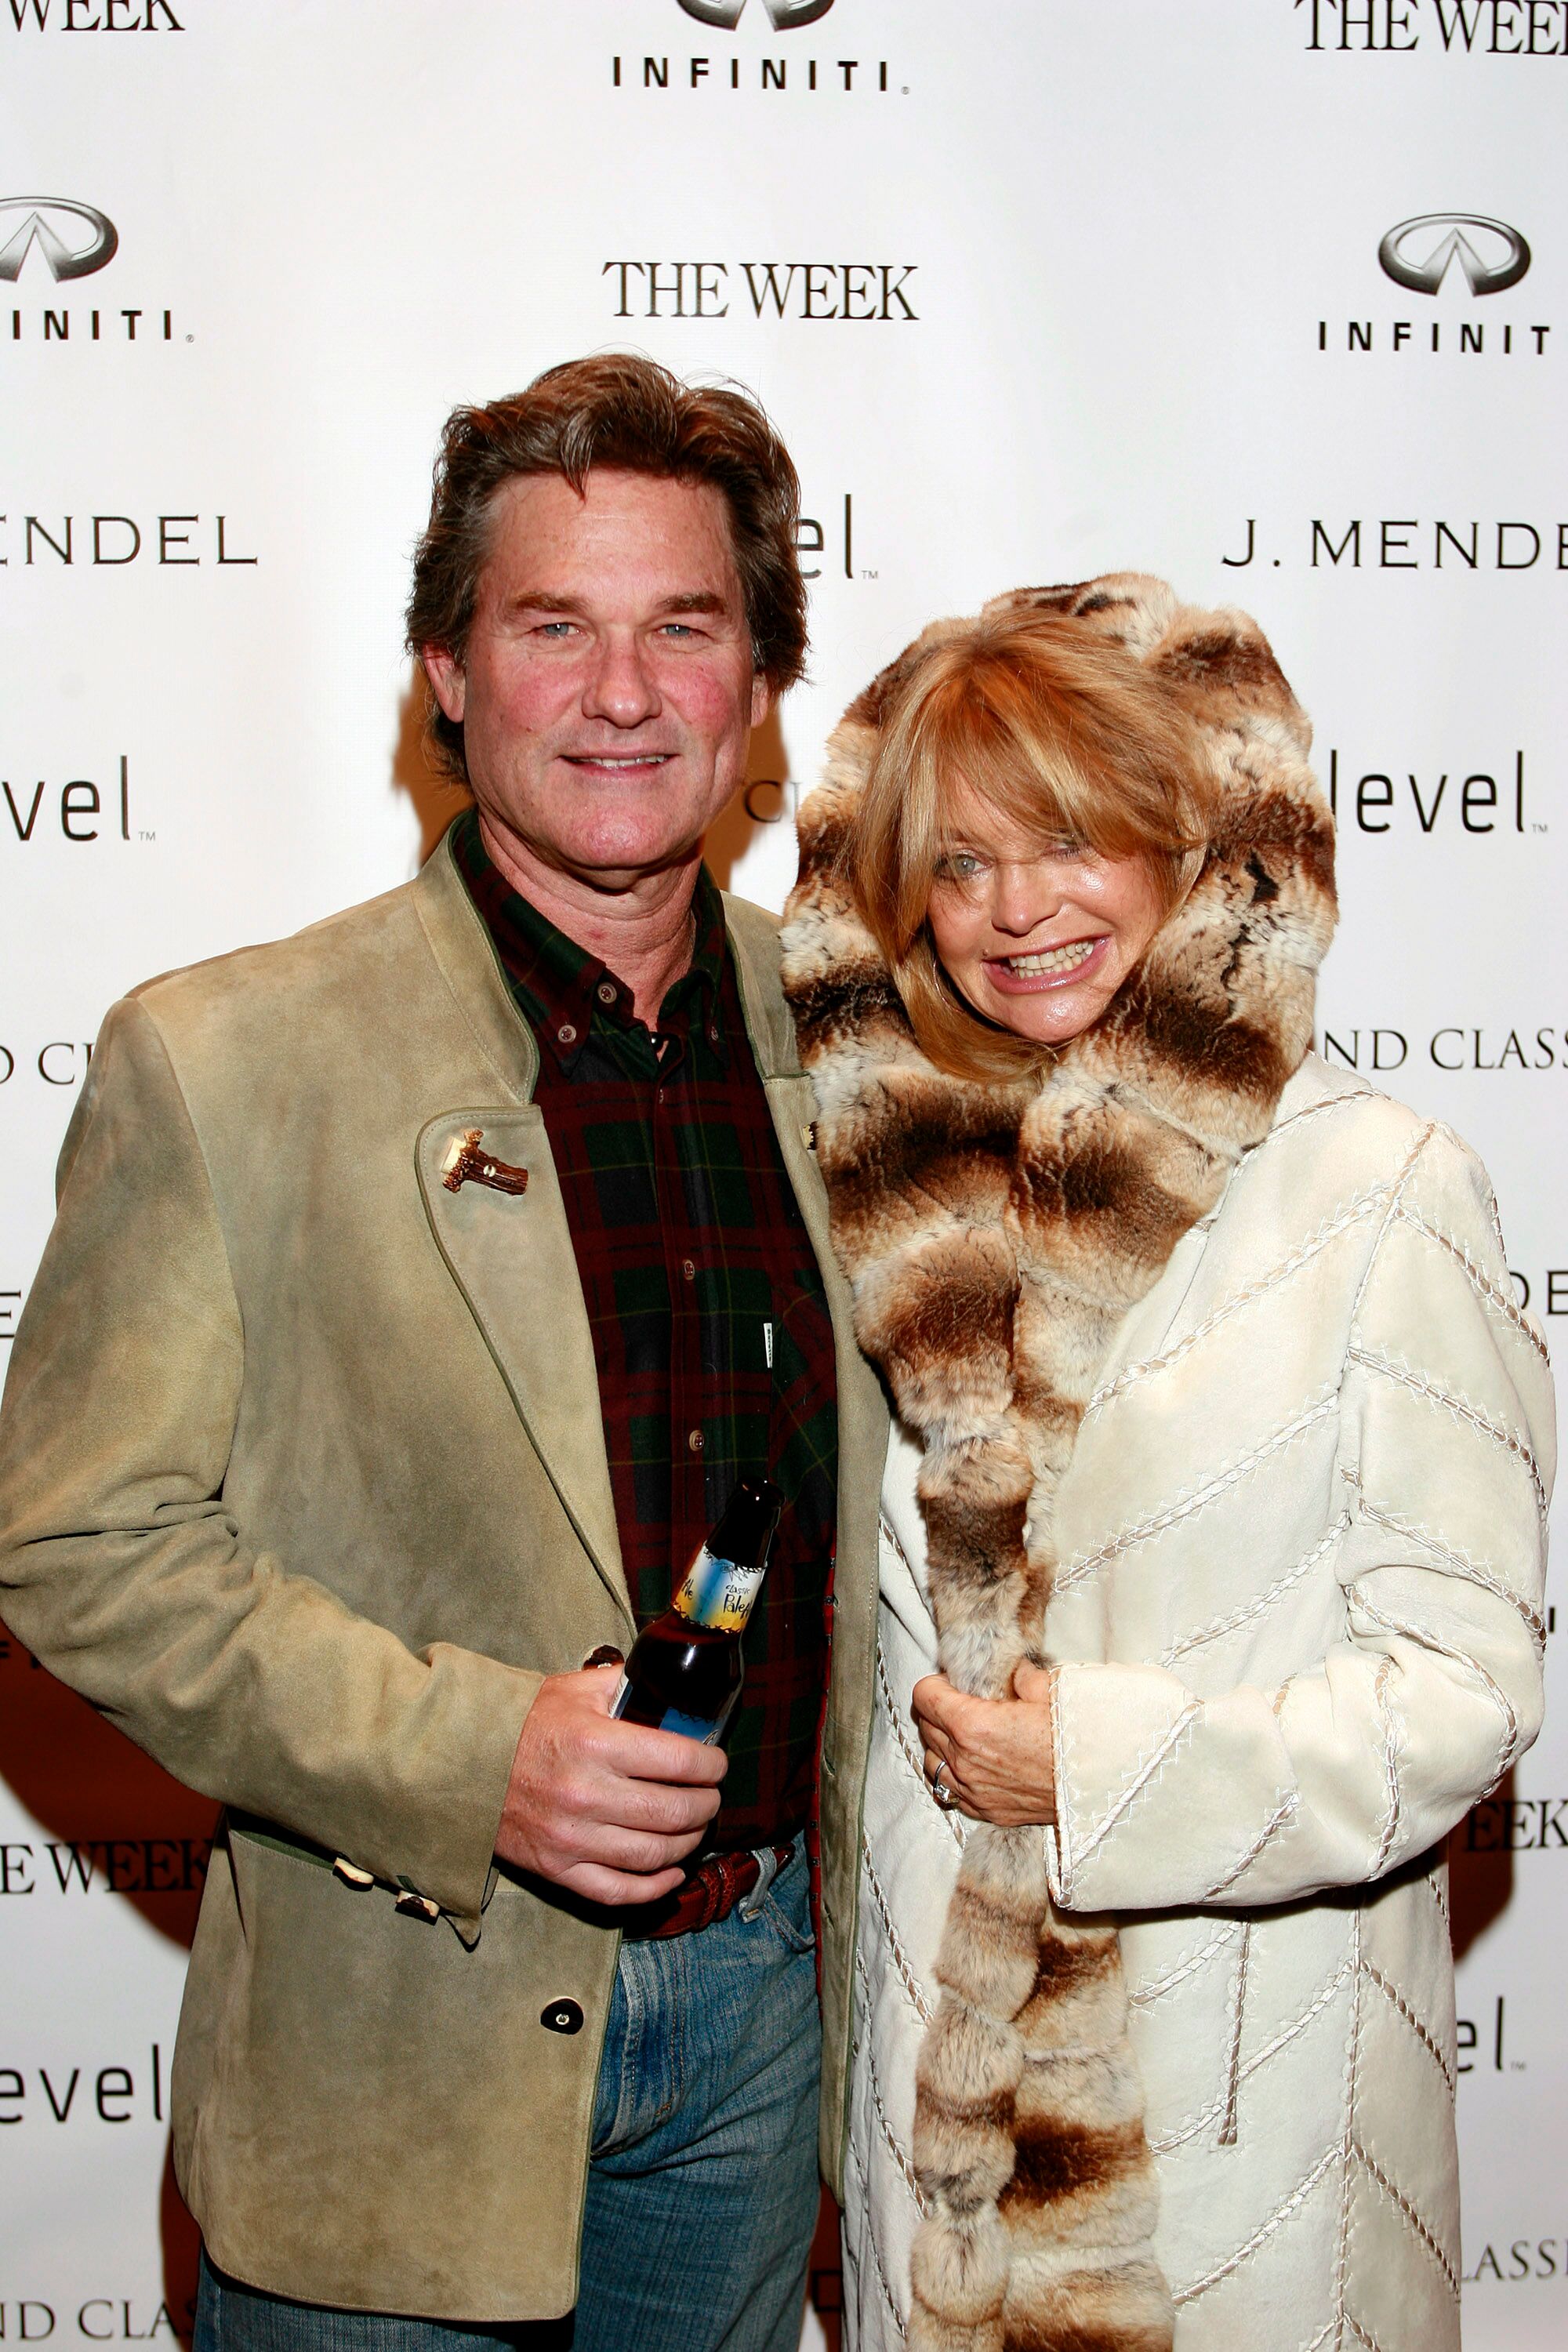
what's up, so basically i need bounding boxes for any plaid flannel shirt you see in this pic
[452,811,837,1849]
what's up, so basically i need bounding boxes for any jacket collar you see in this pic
[411,827,540,1102]
[410,821,801,1089]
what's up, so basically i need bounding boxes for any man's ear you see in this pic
[750,673,773,731]
[422,645,466,724]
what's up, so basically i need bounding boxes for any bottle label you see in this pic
[609,1671,731,1747]
[671,1545,765,1635]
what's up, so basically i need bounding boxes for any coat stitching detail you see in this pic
[1265,1091,1377,1146]
[874,1640,966,1849]
[1087,1185,1395,1420]
[1392,1207,1551,1366]
[859,1833,934,2026]
[1354,1497,1545,1647]
[1345,1346,1546,1523]
[1331,1912,1363,2348]
[1127,1919,1243,2007]
[1218,1919,1251,2144]
[1171,2141,1339,2303]
[1345,1129,1433,1330]
[1149,1958,1355,2152]
[1058,1393,1340,1592]
[1161,1518,1351,1666]
[844,2129,910,2337]
[1071,1699,1202,1868]
[1370,1657,1403,1878]
[854,1948,930,2214]
[1350,2143,1460,2300]
[878,1512,914,1579]
[1360,1960,1456,2095]
[1203,1791,1300,1901]
[1350,1584,1519,1785]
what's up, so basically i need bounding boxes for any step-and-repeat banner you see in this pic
[2,3,1563,2344]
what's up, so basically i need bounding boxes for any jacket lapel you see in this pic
[412,841,632,1632]
[416,1107,632,1633]
[724,892,890,1584]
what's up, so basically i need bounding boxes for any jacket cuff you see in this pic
[345,1652,543,1942]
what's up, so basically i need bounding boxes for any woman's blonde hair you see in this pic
[844,612,1218,1083]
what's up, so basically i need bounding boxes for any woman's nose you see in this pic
[989,862,1059,936]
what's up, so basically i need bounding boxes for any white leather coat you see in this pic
[844,1058,1552,2350]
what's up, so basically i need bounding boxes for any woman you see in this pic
[779,576,1552,2352]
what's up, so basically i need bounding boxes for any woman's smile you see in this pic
[982,935,1106,990]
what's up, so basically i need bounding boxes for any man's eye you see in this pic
[536,621,575,639]
[659,622,699,639]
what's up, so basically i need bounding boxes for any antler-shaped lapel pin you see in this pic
[440,1128,530,1197]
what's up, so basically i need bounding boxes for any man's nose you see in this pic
[989,862,1058,935]
[583,633,662,728]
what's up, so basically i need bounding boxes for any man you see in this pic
[0,358,886,2351]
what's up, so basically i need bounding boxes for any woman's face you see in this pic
[926,789,1166,1048]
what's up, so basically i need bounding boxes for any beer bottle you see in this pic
[611,1477,784,1744]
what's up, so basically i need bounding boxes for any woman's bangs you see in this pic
[923,687,1149,866]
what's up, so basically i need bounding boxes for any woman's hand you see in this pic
[913,1662,1056,1827]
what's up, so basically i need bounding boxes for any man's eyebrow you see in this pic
[659,592,728,616]
[504,590,731,617]
[507,591,577,614]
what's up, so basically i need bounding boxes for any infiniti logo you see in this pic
[677,0,833,25]
[1377,214,1530,297]
[0,198,118,285]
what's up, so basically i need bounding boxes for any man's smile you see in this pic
[561,750,676,771]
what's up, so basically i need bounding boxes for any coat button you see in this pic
[541,1998,584,2036]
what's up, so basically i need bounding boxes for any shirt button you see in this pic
[681,1259,696,1282]
[707,1025,720,1044]
[597,982,617,1007]
[688,1429,704,1454]
[557,1023,577,1047]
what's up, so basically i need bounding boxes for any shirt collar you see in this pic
[449,808,729,1072]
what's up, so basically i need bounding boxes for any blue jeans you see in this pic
[194,1851,822,2352]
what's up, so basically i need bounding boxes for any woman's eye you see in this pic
[937,851,985,882]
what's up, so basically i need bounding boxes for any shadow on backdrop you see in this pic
[1447,1762,1515,1962]
[392,668,472,866]
[0,1635,215,2336]
[390,662,797,895]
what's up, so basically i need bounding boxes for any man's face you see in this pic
[423,467,770,889]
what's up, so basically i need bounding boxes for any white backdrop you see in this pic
[2,2,1564,2343]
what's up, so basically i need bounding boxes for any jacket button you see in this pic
[541,1998,584,2036]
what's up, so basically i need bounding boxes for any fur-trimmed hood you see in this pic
[780,576,1336,2352]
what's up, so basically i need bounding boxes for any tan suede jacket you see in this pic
[0,834,887,2321]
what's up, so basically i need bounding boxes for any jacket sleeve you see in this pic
[1047,1123,1553,1915]
[0,997,539,1942]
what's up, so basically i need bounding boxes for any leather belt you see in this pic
[619,1842,796,1942]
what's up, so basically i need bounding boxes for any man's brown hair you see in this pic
[407,354,808,780]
